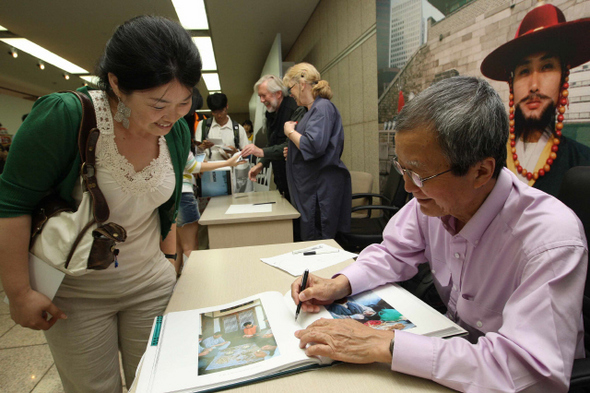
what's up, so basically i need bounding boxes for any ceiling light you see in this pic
[37,61,45,70]
[8,48,17,58]
[172,0,209,29]
[202,73,221,91]
[79,75,100,85]
[63,73,70,80]
[0,38,88,74]
[0,25,8,31]
[192,37,217,71]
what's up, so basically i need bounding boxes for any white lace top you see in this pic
[59,90,177,298]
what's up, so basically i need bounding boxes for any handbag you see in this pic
[29,91,127,276]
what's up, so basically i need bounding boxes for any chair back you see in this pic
[557,166,590,356]
[350,171,374,210]
[253,162,272,192]
[382,162,409,208]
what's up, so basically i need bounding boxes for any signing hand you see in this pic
[290,273,352,313]
[9,288,67,330]
[241,144,264,158]
[295,318,393,364]
[249,163,263,181]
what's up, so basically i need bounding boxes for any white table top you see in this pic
[198,190,300,226]
[149,240,452,393]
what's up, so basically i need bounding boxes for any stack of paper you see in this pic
[260,243,357,276]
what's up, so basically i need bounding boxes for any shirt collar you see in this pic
[211,115,232,129]
[442,167,512,245]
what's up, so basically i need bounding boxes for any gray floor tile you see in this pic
[0,323,46,349]
[0,344,54,393]
[0,291,10,315]
[31,364,65,393]
[0,314,16,337]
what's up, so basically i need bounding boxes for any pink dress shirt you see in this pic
[339,168,587,392]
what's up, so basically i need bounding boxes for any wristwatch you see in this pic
[165,253,177,260]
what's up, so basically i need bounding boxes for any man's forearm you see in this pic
[262,142,289,162]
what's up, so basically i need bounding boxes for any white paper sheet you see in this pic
[225,204,273,214]
[260,243,357,276]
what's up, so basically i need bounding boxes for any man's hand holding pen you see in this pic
[290,273,352,314]
[290,273,393,364]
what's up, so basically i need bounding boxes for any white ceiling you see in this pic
[0,0,320,113]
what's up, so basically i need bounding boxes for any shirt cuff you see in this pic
[335,264,373,295]
[391,330,435,380]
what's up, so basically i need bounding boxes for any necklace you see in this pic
[509,67,569,181]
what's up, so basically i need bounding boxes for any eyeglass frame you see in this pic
[392,156,452,188]
[287,82,299,91]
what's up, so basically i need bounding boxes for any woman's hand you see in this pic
[9,288,67,330]
[284,121,297,137]
[226,152,244,167]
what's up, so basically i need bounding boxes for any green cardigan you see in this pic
[0,87,190,239]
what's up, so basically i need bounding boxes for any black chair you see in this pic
[336,163,409,252]
[557,167,590,393]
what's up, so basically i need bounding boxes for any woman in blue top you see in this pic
[283,63,351,241]
[0,16,201,392]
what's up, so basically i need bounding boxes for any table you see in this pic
[132,240,452,393]
[198,190,300,249]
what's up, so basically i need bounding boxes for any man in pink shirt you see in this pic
[292,76,587,392]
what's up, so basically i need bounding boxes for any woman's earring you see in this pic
[114,96,131,129]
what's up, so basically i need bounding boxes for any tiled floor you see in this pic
[0,281,128,393]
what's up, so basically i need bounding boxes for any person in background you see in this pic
[291,76,586,392]
[0,16,202,392]
[480,3,590,196]
[243,75,307,201]
[282,63,351,241]
[195,93,248,161]
[242,119,253,143]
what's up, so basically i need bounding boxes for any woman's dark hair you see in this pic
[242,119,253,128]
[96,15,202,95]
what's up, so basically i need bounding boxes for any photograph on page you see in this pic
[198,299,279,375]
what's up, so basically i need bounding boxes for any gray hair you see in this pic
[254,74,288,97]
[396,76,508,178]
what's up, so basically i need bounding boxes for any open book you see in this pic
[135,283,466,393]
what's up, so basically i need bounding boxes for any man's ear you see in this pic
[474,157,495,189]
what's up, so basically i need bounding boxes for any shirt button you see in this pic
[454,252,460,259]
[476,321,483,328]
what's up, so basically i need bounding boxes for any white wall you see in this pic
[0,94,35,136]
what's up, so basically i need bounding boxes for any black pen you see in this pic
[253,201,276,205]
[295,269,309,321]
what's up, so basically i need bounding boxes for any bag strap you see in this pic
[68,91,110,223]
[232,120,240,149]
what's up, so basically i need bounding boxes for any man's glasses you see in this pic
[392,157,451,188]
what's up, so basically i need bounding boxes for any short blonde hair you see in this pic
[283,62,332,100]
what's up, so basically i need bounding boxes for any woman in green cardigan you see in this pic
[0,16,202,392]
